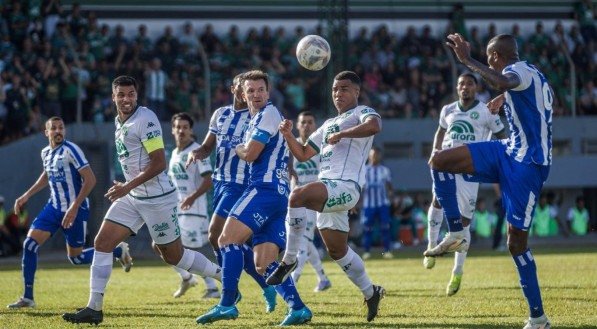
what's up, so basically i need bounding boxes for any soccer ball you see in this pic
[296,35,331,71]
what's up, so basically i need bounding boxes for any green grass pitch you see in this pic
[1,247,596,328]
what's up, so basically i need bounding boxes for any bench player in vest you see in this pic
[8,116,130,309]
[423,73,506,296]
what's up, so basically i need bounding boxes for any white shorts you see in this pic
[302,208,317,242]
[178,213,209,249]
[317,179,361,233]
[455,174,480,219]
[105,192,180,245]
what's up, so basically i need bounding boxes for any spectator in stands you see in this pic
[144,57,168,120]
[579,80,597,115]
[574,0,596,43]
[199,23,219,55]
[567,196,590,235]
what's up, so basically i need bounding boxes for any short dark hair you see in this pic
[242,70,269,91]
[458,73,478,85]
[171,112,194,128]
[45,116,63,128]
[334,71,361,86]
[112,75,138,91]
[298,111,315,119]
[233,72,245,88]
[576,196,585,203]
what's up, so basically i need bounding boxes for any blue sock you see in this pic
[22,237,39,300]
[513,249,545,318]
[213,248,223,267]
[68,247,95,265]
[431,169,463,232]
[264,261,305,310]
[241,244,268,289]
[112,245,123,259]
[362,224,373,252]
[219,244,244,307]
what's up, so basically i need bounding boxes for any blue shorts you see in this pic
[466,141,550,231]
[230,184,288,250]
[213,180,246,219]
[31,203,89,248]
[363,206,391,227]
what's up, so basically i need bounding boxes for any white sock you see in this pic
[291,239,309,283]
[177,248,222,281]
[172,265,193,281]
[335,247,373,299]
[427,205,443,248]
[282,207,307,265]
[307,242,328,282]
[202,276,218,290]
[453,226,470,274]
[87,251,113,311]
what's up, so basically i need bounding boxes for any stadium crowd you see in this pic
[0,1,595,147]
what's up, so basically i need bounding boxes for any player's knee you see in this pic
[288,189,305,208]
[507,238,527,255]
[161,252,181,266]
[327,246,347,260]
[23,237,39,254]
[208,232,219,249]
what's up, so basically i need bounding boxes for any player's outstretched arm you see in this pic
[326,116,381,145]
[446,33,520,92]
[14,171,48,215]
[105,149,167,202]
[62,166,96,228]
[279,119,318,162]
[186,133,216,168]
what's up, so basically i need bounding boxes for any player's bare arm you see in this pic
[186,133,216,168]
[327,116,381,145]
[180,172,212,211]
[14,171,49,215]
[279,119,317,162]
[235,139,265,163]
[487,94,505,114]
[446,33,520,92]
[105,148,167,202]
[62,166,96,229]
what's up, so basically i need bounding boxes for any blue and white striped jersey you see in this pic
[363,164,392,208]
[243,101,289,187]
[208,105,251,185]
[41,140,89,212]
[502,61,553,166]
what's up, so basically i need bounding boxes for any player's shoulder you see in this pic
[354,105,378,117]
[41,145,52,156]
[442,101,459,114]
[214,104,234,117]
[63,140,85,154]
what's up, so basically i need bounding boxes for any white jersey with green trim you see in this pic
[308,105,380,188]
[115,106,175,199]
[293,137,320,186]
[169,141,212,217]
[439,100,504,149]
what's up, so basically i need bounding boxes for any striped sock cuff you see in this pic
[513,248,535,267]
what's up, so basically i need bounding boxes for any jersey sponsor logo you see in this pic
[361,107,375,114]
[146,130,161,139]
[253,212,266,226]
[152,222,170,232]
[326,192,353,208]
[219,134,244,149]
[147,121,156,128]
[115,139,129,158]
[171,163,189,180]
[448,120,476,142]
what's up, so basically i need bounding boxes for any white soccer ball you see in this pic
[295,35,331,71]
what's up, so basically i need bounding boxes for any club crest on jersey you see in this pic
[448,120,476,142]
[470,111,479,120]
